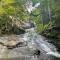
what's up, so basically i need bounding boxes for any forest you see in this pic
[0,0,60,60]
[0,0,60,35]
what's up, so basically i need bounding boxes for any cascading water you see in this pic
[24,0,60,59]
[0,28,60,60]
[23,28,60,60]
[25,0,40,13]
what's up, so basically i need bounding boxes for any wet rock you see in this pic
[0,35,27,49]
[0,34,59,60]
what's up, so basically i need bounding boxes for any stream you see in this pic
[0,30,60,60]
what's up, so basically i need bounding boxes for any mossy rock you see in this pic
[41,26,60,39]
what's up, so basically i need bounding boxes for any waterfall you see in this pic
[23,29,60,58]
[25,0,40,13]
[0,29,60,60]
[47,52,60,58]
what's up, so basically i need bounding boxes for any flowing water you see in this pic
[0,31,60,60]
[23,30,60,60]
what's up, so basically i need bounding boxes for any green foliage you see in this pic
[40,0,60,41]
[51,0,60,26]
[0,0,28,19]
[0,0,27,35]
[0,0,60,35]
[0,14,12,35]
[30,8,43,32]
